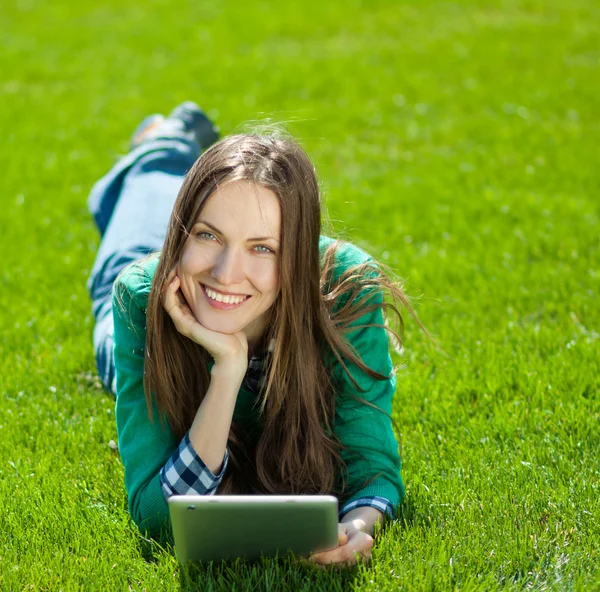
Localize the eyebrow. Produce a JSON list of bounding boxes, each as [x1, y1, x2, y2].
[[195, 220, 280, 243]]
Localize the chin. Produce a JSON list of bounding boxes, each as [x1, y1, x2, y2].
[[195, 312, 244, 335]]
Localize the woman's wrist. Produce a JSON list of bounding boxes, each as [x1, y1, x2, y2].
[[210, 358, 247, 386]]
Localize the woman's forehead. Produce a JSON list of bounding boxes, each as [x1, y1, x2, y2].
[[196, 180, 281, 240]]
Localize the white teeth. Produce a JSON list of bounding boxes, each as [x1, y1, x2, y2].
[[204, 286, 246, 305]]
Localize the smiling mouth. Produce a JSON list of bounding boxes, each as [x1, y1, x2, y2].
[[201, 284, 251, 307]]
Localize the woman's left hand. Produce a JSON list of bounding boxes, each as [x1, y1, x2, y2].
[[305, 523, 374, 567]]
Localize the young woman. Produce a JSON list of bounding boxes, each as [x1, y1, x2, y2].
[[88, 102, 415, 567]]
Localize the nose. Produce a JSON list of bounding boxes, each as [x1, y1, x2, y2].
[[210, 246, 246, 286]]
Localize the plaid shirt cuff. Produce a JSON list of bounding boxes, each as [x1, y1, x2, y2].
[[159, 432, 229, 499], [339, 496, 395, 520]]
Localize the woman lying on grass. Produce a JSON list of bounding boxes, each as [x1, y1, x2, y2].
[[87, 102, 418, 567]]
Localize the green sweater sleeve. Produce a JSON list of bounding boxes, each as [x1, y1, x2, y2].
[[329, 248, 404, 517], [112, 259, 176, 537]]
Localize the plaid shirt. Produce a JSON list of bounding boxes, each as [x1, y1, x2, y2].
[[159, 346, 395, 520]]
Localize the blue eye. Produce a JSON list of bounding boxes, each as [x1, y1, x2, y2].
[[196, 231, 216, 241], [254, 245, 274, 254]]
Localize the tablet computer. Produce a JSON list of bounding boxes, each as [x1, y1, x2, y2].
[[168, 494, 339, 563]]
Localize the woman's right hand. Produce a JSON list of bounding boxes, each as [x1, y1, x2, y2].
[[162, 271, 249, 376]]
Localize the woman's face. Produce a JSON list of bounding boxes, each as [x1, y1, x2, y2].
[[178, 180, 281, 347]]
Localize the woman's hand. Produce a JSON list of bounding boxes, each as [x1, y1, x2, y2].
[[306, 523, 374, 568], [162, 271, 248, 372]]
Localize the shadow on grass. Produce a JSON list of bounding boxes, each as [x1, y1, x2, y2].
[[177, 552, 365, 592], [137, 532, 175, 565], [395, 494, 418, 529]]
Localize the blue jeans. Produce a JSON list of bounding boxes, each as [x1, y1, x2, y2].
[[87, 137, 201, 393]]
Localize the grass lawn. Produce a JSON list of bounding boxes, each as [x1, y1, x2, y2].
[[1, 0, 598, 589]]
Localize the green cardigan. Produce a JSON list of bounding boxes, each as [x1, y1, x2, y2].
[[113, 236, 404, 536]]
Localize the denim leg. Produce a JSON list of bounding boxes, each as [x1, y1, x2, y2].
[[88, 137, 201, 393]]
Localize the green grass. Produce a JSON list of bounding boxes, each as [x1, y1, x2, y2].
[[1, 0, 598, 589]]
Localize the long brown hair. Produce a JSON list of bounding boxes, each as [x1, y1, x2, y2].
[[142, 133, 420, 502]]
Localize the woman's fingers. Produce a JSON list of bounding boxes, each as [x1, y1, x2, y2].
[[162, 269, 178, 300], [162, 274, 181, 317], [309, 548, 370, 568], [308, 526, 343, 564], [161, 274, 177, 314], [162, 274, 197, 339], [308, 525, 372, 567]]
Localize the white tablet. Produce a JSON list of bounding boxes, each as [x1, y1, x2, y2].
[[168, 494, 339, 563]]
